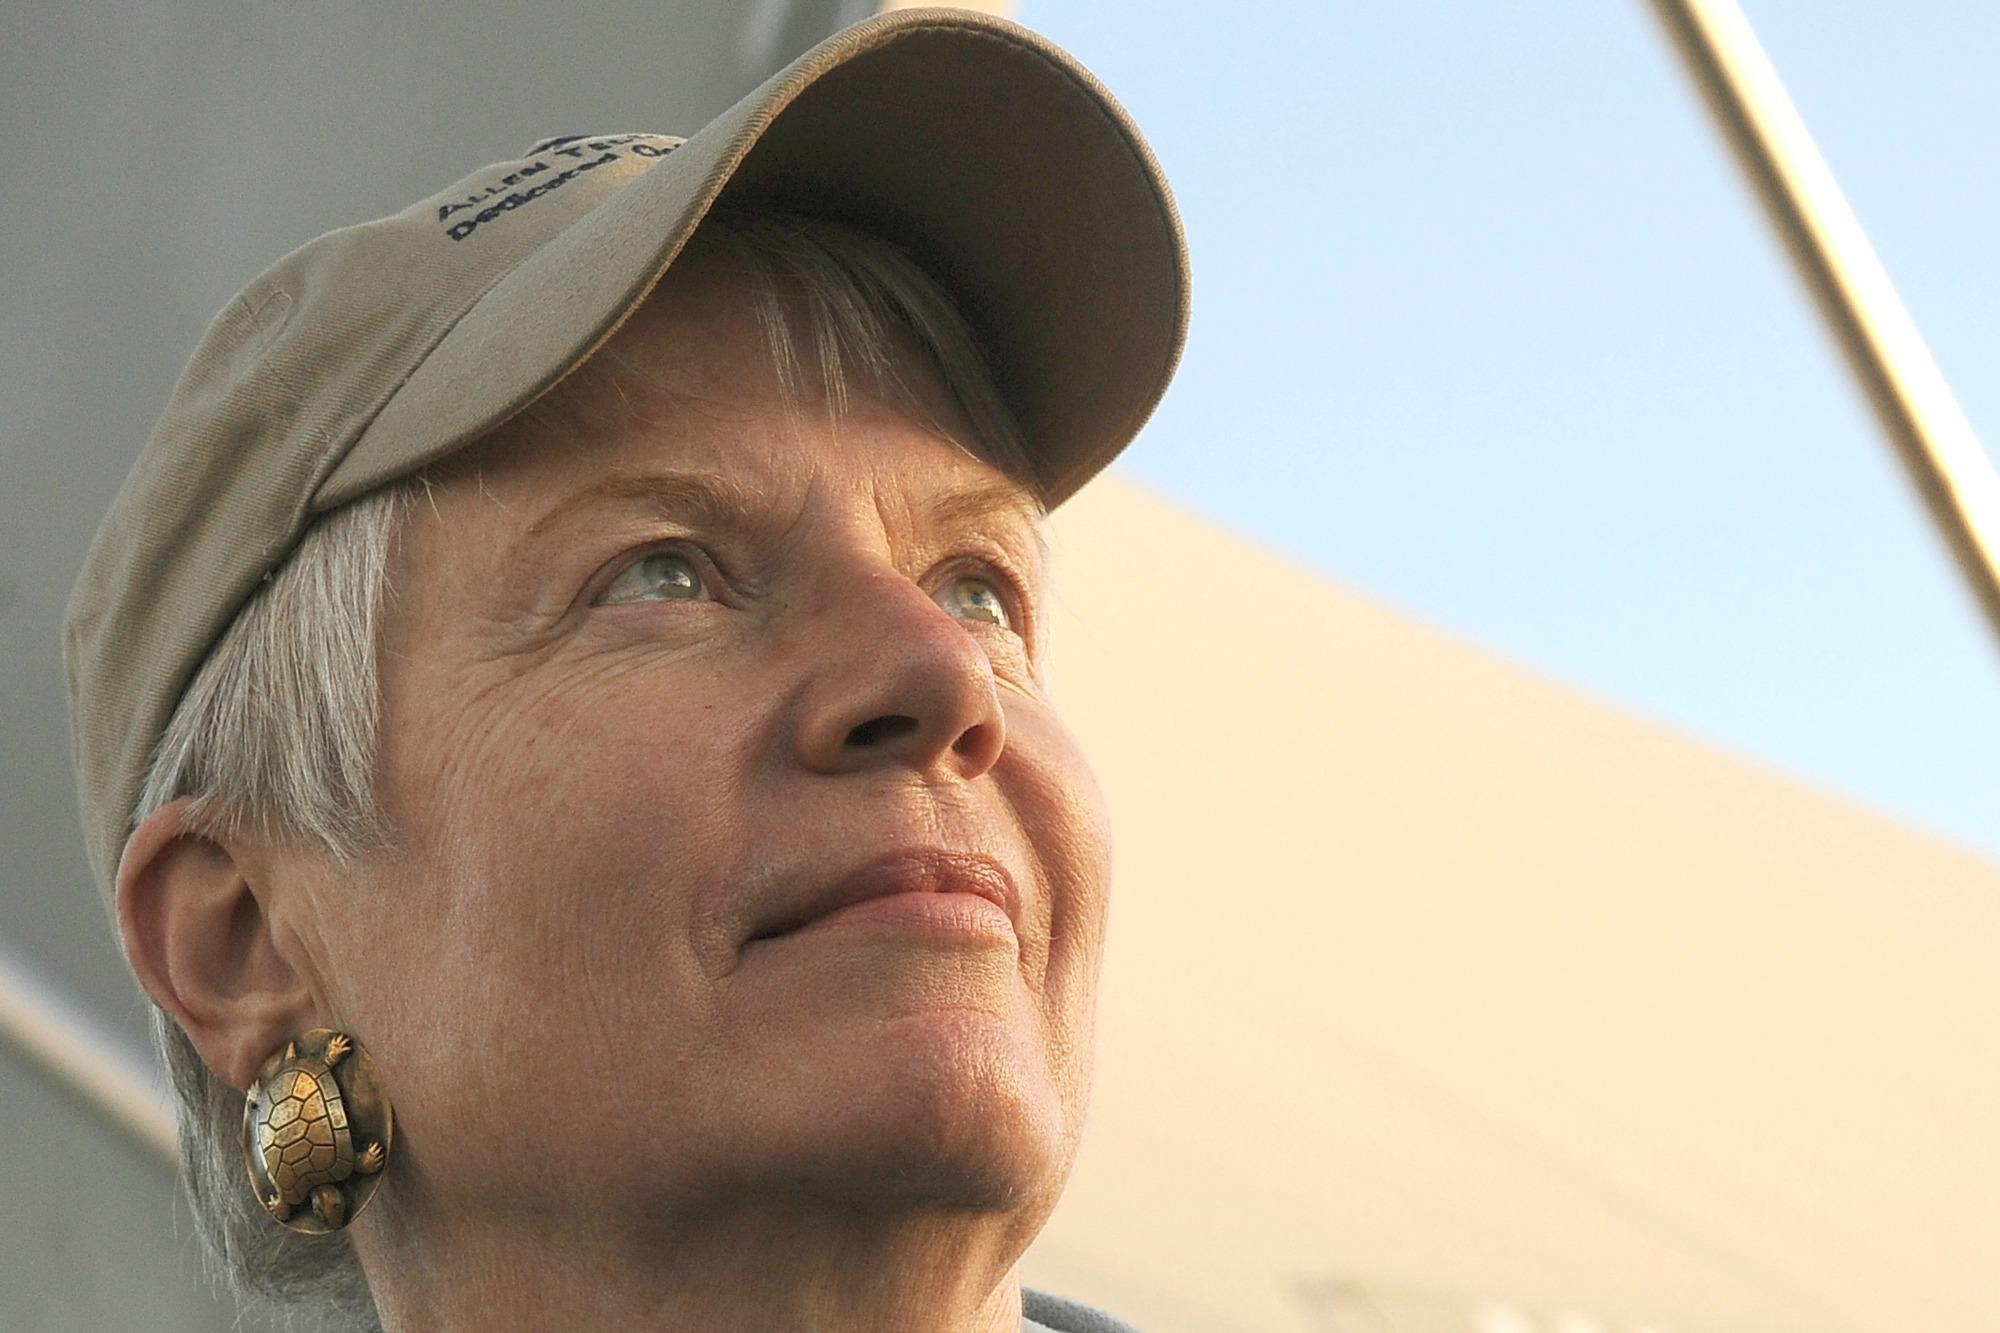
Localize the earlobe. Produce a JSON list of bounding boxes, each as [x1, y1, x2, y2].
[[115, 798, 316, 1091]]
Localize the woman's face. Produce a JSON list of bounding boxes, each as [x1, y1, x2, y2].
[[303, 249, 1113, 1244]]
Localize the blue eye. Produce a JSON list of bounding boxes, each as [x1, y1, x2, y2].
[[593, 548, 1023, 637], [598, 550, 703, 605], [937, 573, 1013, 632]]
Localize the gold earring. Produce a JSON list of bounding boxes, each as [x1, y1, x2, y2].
[[241, 1027, 394, 1234]]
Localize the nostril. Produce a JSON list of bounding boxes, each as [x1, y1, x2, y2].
[[847, 715, 918, 747]]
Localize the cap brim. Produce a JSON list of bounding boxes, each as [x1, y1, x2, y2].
[[321, 6, 1189, 512]]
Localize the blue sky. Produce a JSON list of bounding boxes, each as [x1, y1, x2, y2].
[[1021, 0, 2000, 859]]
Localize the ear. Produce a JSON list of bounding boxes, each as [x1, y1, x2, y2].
[[115, 797, 316, 1091]]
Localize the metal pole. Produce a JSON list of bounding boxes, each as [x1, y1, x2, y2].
[[1647, 0, 2000, 653], [0, 948, 177, 1166]]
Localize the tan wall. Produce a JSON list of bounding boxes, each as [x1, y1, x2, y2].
[[1023, 474, 2000, 1333]]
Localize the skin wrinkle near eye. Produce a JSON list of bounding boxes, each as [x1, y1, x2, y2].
[[498, 469, 1047, 664], [444, 520, 1041, 705], [598, 548, 1013, 633], [402, 482, 1048, 716], [574, 546, 1041, 694]]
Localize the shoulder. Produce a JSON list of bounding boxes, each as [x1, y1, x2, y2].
[[1021, 1286, 1146, 1333]]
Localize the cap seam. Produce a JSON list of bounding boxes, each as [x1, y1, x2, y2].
[[312, 257, 529, 510]]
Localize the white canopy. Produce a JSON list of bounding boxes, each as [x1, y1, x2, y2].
[[1024, 475, 2000, 1333]]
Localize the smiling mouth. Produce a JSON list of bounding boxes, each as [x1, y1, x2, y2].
[[745, 849, 1020, 948], [750, 889, 1018, 947]]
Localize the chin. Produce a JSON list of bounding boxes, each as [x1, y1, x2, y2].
[[768, 1007, 1079, 1214]]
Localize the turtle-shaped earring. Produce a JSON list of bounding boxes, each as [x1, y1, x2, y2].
[[241, 1028, 394, 1234]]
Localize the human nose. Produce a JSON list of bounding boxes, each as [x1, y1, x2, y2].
[[789, 560, 1008, 783]]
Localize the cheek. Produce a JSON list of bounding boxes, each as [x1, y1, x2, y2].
[[1008, 705, 1115, 1003], [350, 661, 755, 1194], [378, 652, 753, 1001]]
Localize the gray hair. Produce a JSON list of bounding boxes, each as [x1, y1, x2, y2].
[[133, 205, 1037, 1331]]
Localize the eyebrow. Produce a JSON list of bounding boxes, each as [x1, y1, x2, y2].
[[521, 467, 1050, 567]]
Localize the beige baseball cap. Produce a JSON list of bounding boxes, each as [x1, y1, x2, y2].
[[62, 6, 1189, 913]]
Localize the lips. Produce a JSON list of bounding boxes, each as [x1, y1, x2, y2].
[[749, 848, 1019, 943]]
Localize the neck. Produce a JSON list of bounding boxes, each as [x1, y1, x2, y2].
[[354, 1184, 1041, 1332]]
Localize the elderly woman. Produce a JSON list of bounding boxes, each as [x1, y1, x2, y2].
[[64, 11, 1186, 1332]]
